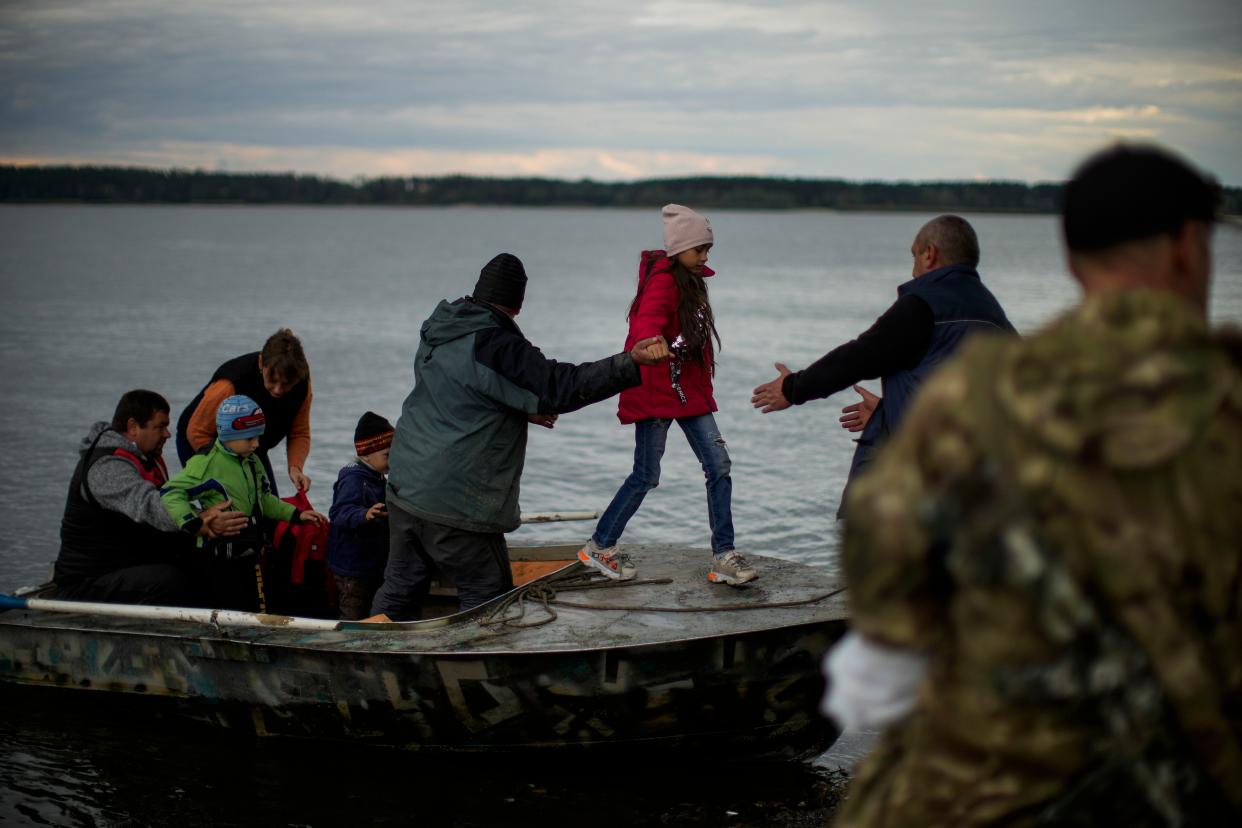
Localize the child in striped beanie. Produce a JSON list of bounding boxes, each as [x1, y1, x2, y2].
[[326, 411, 395, 619]]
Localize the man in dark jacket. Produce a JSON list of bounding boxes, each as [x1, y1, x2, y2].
[[751, 215, 1015, 514], [55, 389, 247, 605], [372, 253, 670, 619]]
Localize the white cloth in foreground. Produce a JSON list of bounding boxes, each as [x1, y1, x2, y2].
[[821, 631, 930, 732]]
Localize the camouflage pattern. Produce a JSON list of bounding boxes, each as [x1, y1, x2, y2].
[[837, 289, 1242, 827]]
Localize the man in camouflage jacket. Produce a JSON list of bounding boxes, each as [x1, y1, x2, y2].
[[832, 145, 1241, 826]]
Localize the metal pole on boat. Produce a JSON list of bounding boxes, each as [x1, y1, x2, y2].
[[519, 510, 598, 523], [0, 594, 343, 630]]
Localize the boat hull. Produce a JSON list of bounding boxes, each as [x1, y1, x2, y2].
[[0, 619, 838, 757]]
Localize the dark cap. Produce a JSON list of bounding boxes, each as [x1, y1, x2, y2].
[[473, 253, 527, 310], [354, 411, 394, 456], [1062, 143, 1220, 253]]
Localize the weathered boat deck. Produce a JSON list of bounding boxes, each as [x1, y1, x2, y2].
[[351, 545, 846, 652], [6, 545, 848, 655]]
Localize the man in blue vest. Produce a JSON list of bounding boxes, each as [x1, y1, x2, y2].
[[751, 215, 1015, 514]]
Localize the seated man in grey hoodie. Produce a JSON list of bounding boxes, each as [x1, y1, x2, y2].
[[54, 389, 247, 605]]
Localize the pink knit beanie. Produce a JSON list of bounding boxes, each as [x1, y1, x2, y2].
[[662, 204, 713, 257]]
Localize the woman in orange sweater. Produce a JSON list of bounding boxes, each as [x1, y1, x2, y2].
[[175, 327, 313, 496]]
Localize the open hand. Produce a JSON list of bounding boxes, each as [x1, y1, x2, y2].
[[751, 362, 793, 413], [839, 385, 880, 433], [299, 509, 328, 526], [365, 503, 387, 521], [630, 336, 670, 365]]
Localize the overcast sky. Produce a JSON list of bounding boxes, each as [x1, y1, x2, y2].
[[2, 0, 1239, 183]]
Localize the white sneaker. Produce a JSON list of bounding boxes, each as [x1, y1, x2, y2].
[[708, 550, 758, 585], [577, 538, 637, 581]]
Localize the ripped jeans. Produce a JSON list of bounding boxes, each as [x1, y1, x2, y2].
[[592, 413, 735, 555]]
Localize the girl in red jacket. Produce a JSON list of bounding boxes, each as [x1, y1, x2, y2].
[[578, 204, 758, 586]]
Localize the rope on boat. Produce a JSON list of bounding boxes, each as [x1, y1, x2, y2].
[[476, 581, 558, 628], [475, 569, 667, 629], [475, 565, 845, 629], [550, 587, 847, 613]]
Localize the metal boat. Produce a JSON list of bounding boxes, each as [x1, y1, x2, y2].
[[0, 544, 847, 758]]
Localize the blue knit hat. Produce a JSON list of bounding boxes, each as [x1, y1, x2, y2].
[[217, 395, 266, 442]]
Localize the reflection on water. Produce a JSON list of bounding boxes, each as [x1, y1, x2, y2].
[[0, 689, 846, 827]]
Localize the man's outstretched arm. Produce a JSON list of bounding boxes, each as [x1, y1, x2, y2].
[[474, 328, 668, 416], [751, 294, 933, 412]]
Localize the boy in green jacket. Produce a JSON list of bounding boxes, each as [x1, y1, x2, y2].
[[162, 394, 326, 611]]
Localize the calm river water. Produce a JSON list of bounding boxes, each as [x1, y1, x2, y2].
[[1, 205, 1239, 826]]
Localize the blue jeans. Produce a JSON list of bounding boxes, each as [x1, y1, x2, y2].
[[593, 413, 734, 555]]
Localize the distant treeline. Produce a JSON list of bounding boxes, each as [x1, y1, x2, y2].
[[3, 165, 1240, 215]]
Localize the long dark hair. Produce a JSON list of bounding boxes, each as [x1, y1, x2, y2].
[[629, 257, 721, 372]]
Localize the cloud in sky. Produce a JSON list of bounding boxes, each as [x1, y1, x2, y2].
[[2, 0, 1239, 183]]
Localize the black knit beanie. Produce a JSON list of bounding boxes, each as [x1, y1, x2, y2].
[[354, 411, 394, 456], [473, 253, 527, 310]]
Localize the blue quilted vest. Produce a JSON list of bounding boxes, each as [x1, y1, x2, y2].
[[838, 265, 1015, 516]]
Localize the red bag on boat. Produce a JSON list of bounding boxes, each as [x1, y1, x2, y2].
[[273, 490, 329, 585]]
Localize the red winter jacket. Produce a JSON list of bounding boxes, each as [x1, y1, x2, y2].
[[617, 251, 718, 424]]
